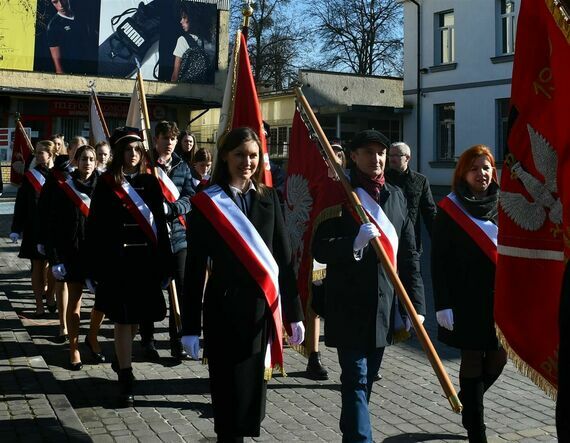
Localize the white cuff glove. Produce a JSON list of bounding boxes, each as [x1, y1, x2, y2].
[[181, 335, 200, 360], [436, 309, 454, 331], [353, 223, 380, 251], [405, 314, 425, 332], [85, 279, 97, 294], [51, 264, 67, 281], [9, 232, 20, 243], [163, 202, 170, 215], [37, 244, 46, 255], [289, 321, 305, 345]]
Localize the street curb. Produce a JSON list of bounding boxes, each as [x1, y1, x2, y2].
[[0, 293, 92, 442]]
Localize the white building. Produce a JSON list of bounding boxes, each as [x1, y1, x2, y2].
[[401, 0, 519, 186]]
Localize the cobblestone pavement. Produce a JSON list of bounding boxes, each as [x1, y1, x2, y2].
[[0, 195, 557, 442]]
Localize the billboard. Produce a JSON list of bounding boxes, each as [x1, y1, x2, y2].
[[0, 0, 218, 84]]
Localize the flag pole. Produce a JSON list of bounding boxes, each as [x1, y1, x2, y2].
[[15, 114, 34, 154], [294, 86, 462, 414], [241, 0, 253, 37], [135, 69, 183, 334], [88, 81, 111, 140]]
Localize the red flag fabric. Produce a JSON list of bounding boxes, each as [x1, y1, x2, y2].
[[10, 122, 32, 185], [284, 110, 345, 348], [495, 0, 570, 396], [218, 31, 272, 186]]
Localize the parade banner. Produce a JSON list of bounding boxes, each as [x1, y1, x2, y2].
[[10, 121, 33, 185], [494, 0, 570, 397], [218, 30, 272, 186], [89, 90, 109, 145], [1, 0, 219, 83]]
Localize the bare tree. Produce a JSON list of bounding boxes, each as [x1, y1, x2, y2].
[[312, 0, 403, 76]]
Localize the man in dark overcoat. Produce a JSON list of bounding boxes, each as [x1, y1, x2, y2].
[[313, 130, 425, 442]]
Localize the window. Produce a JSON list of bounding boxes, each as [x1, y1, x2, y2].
[[496, 98, 510, 162], [268, 126, 291, 158], [436, 11, 455, 64], [499, 0, 516, 54], [435, 103, 455, 161]]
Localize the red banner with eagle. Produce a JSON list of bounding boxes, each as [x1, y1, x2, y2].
[[494, 0, 570, 397]]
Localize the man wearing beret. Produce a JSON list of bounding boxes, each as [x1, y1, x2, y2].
[[313, 129, 426, 442]]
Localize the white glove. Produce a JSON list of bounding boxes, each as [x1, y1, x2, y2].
[[404, 314, 425, 332], [353, 223, 380, 251], [85, 279, 97, 294], [9, 232, 20, 243], [289, 321, 305, 345], [163, 202, 170, 215], [37, 244, 46, 255], [181, 335, 200, 360], [436, 309, 454, 331], [51, 264, 67, 281]]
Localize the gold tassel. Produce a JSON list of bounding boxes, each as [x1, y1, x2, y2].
[[545, 0, 570, 44]]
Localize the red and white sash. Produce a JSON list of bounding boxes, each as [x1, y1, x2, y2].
[[192, 185, 285, 372], [438, 192, 498, 265], [104, 174, 158, 245], [57, 177, 91, 217], [25, 169, 45, 194], [156, 167, 187, 229], [355, 187, 399, 267]]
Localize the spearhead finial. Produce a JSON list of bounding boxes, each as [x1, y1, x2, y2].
[[242, 0, 254, 18]]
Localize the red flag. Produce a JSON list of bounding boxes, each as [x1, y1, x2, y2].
[[218, 31, 272, 186], [10, 121, 33, 185], [284, 110, 345, 346], [495, 0, 570, 396]]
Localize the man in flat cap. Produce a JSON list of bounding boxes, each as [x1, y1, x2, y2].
[[313, 129, 425, 442]]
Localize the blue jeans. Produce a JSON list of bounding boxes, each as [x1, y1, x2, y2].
[[337, 347, 385, 443]]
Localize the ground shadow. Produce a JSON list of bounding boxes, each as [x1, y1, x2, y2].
[[383, 433, 467, 442]]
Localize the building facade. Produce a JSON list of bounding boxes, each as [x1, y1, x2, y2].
[[402, 0, 519, 185]]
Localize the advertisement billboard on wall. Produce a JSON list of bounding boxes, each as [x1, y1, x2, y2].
[[0, 0, 218, 84]]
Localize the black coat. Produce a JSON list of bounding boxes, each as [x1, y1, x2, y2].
[[386, 168, 437, 253], [313, 182, 425, 350], [46, 170, 97, 282], [11, 165, 51, 260], [431, 209, 499, 350], [182, 185, 303, 437], [86, 172, 172, 324]]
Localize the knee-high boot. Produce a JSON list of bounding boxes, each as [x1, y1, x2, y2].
[[459, 377, 487, 443], [118, 367, 134, 408]]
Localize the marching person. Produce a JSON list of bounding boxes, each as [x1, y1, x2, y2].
[[181, 127, 305, 441], [139, 121, 195, 361], [189, 147, 212, 193], [95, 141, 111, 172], [175, 130, 197, 165], [86, 127, 171, 407], [432, 145, 506, 443], [10, 141, 57, 317], [47, 145, 105, 369], [313, 130, 425, 442]]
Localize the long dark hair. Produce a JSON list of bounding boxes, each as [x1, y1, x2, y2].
[[211, 127, 266, 193], [108, 139, 148, 185]]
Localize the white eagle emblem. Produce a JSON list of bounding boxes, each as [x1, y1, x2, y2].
[[284, 175, 313, 276], [500, 124, 562, 231]]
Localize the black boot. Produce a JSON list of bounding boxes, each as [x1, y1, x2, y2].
[[482, 372, 501, 393], [117, 367, 134, 408], [459, 377, 487, 443], [170, 339, 190, 361], [306, 352, 329, 380]]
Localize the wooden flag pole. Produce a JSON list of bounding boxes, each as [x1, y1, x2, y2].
[[136, 71, 183, 334], [294, 87, 462, 414], [15, 115, 34, 154], [88, 82, 111, 140]]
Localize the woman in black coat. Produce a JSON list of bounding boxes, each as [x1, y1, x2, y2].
[[181, 127, 305, 442], [86, 128, 171, 407], [47, 145, 105, 370], [10, 141, 57, 316], [432, 145, 507, 443]]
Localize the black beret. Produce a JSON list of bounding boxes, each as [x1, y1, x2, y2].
[[350, 130, 390, 151], [110, 127, 144, 147]]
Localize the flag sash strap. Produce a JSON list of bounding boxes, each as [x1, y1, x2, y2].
[[103, 174, 158, 245], [56, 177, 91, 217], [25, 169, 45, 194], [439, 192, 498, 265], [156, 167, 187, 229], [355, 188, 399, 267], [192, 185, 284, 370]]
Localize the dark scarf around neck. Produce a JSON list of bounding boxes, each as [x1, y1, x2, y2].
[[353, 168, 385, 202], [455, 181, 499, 222]]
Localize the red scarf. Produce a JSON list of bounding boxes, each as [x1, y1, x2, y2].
[[354, 168, 385, 201]]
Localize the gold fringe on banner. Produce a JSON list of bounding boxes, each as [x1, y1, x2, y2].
[[495, 324, 557, 400], [546, 0, 570, 43]]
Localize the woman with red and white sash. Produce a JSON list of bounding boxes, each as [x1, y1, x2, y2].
[[181, 127, 305, 442], [85, 127, 171, 407], [432, 145, 507, 442], [47, 145, 105, 370], [10, 141, 57, 317]]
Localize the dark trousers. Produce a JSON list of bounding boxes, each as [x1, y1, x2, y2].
[[336, 347, 385, 443], [557, 264, 570, 440], [140, 248, 186, 345]]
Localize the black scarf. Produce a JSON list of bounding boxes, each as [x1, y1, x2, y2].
[[455, 181, 499, 223]]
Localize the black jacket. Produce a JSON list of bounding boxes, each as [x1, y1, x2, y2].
[[386, 168, 437, 253], [431, 209, 499, 350], [182, 185, 304, 360], [313, 181, 425, 350]]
